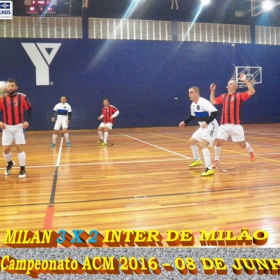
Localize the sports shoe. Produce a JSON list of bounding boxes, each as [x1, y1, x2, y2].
[[250, 151, 255, 162], [98, 139, 104, 144], [201, 168, 214, 177], [18, 168, 26, 179], [100, 142, 107, 146], [5, 161, 15, 175], [212, 160, 219, 168], [50, 143, 56, 147], [66, 142, 71, 147], [189, 160, 203, 167]]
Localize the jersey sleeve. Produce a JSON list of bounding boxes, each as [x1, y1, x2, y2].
[[214, 94, 225, 105], [190, 102, 195, 116], [23, 95, 32, 111], [111, 105, 118, 113], [240, 91, 251, 102], [201, 98, 218, 114]]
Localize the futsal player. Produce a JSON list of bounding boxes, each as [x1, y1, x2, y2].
[[50, 96, 72, 147], [210, 73, 256, 167], [0, 78, 32, 178], [97, 98, 119, 146], [179, 86, 219, 176]]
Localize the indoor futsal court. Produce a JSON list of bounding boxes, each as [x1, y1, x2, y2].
[[1, 0, 280, 256], [0, 123, 280, 247]]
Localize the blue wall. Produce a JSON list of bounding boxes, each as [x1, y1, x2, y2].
[[0, 38, 278, 130]]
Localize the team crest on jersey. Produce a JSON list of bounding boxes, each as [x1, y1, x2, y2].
[[197, 105, 200, 110]]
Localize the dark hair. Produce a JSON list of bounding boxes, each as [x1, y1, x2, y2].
[[7, 78, 17, 85], [103, 98, 109, 101], [61, 95, 67, 99]]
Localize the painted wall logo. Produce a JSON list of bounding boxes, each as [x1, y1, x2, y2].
[[0, 1, 12, 19], [21, 43, 61, 86]]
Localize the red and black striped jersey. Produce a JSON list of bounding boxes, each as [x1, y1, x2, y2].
[[101, 105, 118, 124], [0, 93, 32, 125], [214, 91, 251, 125]]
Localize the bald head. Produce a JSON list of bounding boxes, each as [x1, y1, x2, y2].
[[227, 80, 238, 94]]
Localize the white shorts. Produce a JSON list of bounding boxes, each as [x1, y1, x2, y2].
[[99, 122, 113, 130], [54, 120, 68, 130], [192, 123, 219, 146], [217, 124, 245, 142], [2, 123, 26, 146]]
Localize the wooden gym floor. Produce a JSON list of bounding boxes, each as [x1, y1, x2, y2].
[[0, 123, 280, 247]]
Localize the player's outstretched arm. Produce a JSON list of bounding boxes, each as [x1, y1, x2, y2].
[[210, 83, 216, 104], [240, 73, 255, 96]]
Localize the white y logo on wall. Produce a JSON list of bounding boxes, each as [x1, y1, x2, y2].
[[21, 43, 61, 86]]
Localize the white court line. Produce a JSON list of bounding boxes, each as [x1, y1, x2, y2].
[[246, 131, 280, 136], [0, 158, 186, 171], [1, 149, 279, 172], [56, 136, 64, 167], [120, 133, 191, 159], [79, 131, 185, 139]]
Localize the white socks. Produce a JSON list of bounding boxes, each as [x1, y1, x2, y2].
[[3, 152, 12, 162], [98, 131, 103, 140], [64, 132, 70, 142], [190, 145, 200, 161], [245, 142, 253, 153], [18, 152, 26, 167], [52, 134, 57, 144], [3, 151, 25, 166], [3, 152, 26, 166], [214, 146, 221, 161], [202, 148, 212, 169], [104, 132, 108, 143]]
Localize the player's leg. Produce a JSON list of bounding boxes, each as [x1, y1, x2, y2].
[[14, 124, 27, 178], [200, 140, 214, 176], [62, 121, 70, 147], [100, 123, 113, 146], [213, 140, 223, 167], [3, 145, 14, 175], [2, 125, 15, 176], [237, 140, 253, 158], [98, 123, 106, 144], [50, 130, 59, 147], [188, 128, 203, 167], [51, 121, 61, 147], [15, 144, 26, 178], [200, 124, 217, 176], [232, 125, 255, 162], [213, 125, 229, 167]]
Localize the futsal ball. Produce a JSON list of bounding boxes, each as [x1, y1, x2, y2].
[[0, 81, 7, 97]]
